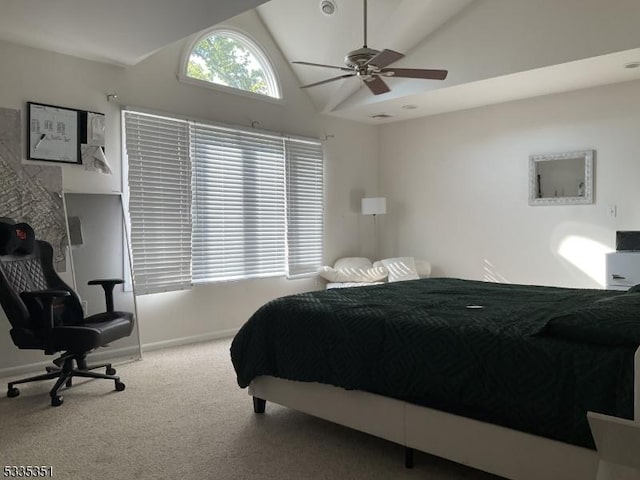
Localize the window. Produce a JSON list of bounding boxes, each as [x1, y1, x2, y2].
[[191, 125, 324, 283], [183, 29, 281, 99], [284, 139, 324, 276], [191, 124, 286, 282], [123, 110, 323, 293], [123, 112, 192, 294]]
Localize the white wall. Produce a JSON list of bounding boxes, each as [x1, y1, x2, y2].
[[378, 80, 640, 289], [0, 40, 126, 373], [0, 9, 379, 373]]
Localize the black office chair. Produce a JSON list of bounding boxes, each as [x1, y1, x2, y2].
[[0, 220, 135, 406]]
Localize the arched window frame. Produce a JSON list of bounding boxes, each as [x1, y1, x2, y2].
[[179, 27, 282, 103]]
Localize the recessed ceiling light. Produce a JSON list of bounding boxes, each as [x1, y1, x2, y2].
[[371, 113, 392, 119], [320, 0, 337, 16], [624, 61, 640, 69], [401, 104, 418, 110]]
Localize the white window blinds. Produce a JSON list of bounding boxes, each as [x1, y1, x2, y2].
[[191, 123, 287, 283], [285, 139, 324, 277], [124, 110, 324, 291], [123, 111, 192, 294]]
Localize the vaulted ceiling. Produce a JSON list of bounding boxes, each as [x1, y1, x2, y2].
[[1, 0, 640, 124], [257, 0, 475, 114], [0, 0, 269, 65], [256, 0, 640, 123]]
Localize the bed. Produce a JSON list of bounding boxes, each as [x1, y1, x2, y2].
[[230, 278, 640, 480]]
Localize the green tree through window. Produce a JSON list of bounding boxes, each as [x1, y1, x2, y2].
[[186, 31, 278, 98]]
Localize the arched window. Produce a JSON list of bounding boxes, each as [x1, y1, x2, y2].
[[182, 29, 281, 99]]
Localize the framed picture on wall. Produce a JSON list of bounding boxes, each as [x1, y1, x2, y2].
[[27, 102, 81, 164], [78, 109, 111, 174]]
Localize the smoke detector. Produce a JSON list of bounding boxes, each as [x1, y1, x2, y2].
[[320, 0, 337, 16]]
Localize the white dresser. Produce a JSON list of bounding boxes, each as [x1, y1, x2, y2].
[[605, 252, 640, 290]]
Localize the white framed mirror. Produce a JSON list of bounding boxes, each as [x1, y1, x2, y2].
[[529, 150, 594, 206], [62, 192, 142, 365]]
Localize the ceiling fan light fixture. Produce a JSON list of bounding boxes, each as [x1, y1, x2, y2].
[[295, 0, 448, 96], [320, 0, 337, 16]]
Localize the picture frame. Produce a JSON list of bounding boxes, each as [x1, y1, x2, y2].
[[78, 109, 110, 173], [27, 102, 81, 165]]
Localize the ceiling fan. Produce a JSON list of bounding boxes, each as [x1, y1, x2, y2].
[[292, 0, 448, 95]]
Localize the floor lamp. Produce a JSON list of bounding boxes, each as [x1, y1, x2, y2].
[[362, 197, 386, 259]]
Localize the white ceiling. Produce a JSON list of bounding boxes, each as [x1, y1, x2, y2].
[[257, 0, 475, 113], [1, 0, 639, 124], [331, 48, 640, 124], [0, 0, 268, 65], [256, 0, 640, 123]]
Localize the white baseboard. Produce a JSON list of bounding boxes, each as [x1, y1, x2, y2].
[[0, 329, 238, 379], [88, 345, 141, 363], [1, 359, 57, 379], [0, 345, 140, 378], [141, 328, 239, 353]]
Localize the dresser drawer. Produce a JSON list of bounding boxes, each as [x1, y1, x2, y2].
[[606, 252, 640, 289]]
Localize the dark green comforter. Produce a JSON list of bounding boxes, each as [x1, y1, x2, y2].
[[230, 278, 638, 448]]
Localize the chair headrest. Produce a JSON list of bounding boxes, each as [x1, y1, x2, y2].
[[0, 221, 36, 255]]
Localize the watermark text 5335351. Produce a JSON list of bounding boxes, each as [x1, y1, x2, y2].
[[3, 466, 53, 477]]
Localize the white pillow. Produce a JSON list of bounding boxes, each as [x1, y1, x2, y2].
[[318, 265, 388, 283], [414, 259, 432, 278], [376, 257, 420, 282], [333, 257, 372, 270]]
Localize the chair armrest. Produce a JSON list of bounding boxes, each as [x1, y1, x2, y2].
[[88, 279, 124, 287], [20, 290, 71, 330], [88, 279, 124, 313]]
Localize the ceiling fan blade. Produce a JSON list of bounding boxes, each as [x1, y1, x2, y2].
[[300, 74, 356, 89], [366, 49, 404, 69], [364, 76, 390, 95], [292, 61, 353, 72], [380, 68, 448, 80]]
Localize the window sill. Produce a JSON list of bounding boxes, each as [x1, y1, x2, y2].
[[177, 73, 285, 106], [192, 272, 318, 286]]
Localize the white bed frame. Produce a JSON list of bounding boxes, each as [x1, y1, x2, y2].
[[248, 347, 640, 480]]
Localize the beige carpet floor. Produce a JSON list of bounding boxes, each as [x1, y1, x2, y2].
[[0, 338, 503, 480]]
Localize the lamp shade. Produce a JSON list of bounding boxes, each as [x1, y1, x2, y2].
[[362, 197, 387, 215]]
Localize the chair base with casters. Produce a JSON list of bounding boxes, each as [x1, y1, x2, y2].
[[0, 221, 135, 407], [7, 352, 125, 407]]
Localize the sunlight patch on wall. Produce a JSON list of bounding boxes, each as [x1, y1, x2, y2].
[[558, 235, 613, 286], [483, 259, 510, 284]]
